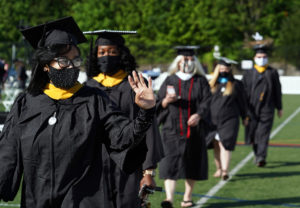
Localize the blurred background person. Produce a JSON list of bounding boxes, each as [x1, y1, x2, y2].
[[13, 59, 28, 90], [242, 44, 282, 167], [206, 57, 247, 180], [0, 59, 8, 96], [85, 29, 164, 208], [156, 46, 210, 208]]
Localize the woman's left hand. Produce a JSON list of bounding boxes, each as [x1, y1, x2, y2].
[[187, 114, 201, 127], [128, 71, 156, 109], [140, 174, 156, 189]]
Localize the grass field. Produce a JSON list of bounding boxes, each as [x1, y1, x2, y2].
[[0, 94, 299, 208]]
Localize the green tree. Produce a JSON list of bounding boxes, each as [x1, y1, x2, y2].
[[0, 0, 297, 70], [277, 9, 300, 68], [0, 0, 72, 61]]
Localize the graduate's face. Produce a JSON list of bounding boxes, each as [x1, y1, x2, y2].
[[178, 56, 195, 73], [44, 45, 81, 71], [96, 45, 121, 75], [219, 65, 230, 73], [44, 45, 81, 89], [97, 45, 120, 57], [254, 52, 268, 66]]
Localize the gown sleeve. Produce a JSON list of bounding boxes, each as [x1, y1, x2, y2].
[[272, 70, 282, 110], [241, 71, 252, 117], [136, 79, 164, 170], [142, 115, 164, 170], [241, 71, 250, 102], [155, 77, 169, 125], [0, 94, 24, 202], [96, 91, 155, 173], [196, 77, 211, 122], [235, 81, 248, 120]]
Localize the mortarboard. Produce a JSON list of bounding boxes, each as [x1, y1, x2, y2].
[[174, 45, 200, 56], [217, 56, 238, 67], [253, 44, 269, 54], [250, 32, 271, 55], [20, 16, 87, 49], [83, 30, 137, 46]]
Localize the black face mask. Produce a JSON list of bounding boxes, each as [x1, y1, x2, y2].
[[219, 72, 230, 78], [48, 66, 79, 89], [97, 56, 121, 75]]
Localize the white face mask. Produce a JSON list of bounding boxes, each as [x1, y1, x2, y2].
[[254, 57, 268, 67], [180, 60, 195, 73]]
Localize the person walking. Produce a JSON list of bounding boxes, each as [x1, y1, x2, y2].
[[84, 29, 164, 208], [242, 44, 282, 167], [157, 46, 210, 208], [206, 58, 247, 180], [0, 17, 156, 207], [14, 59, 28, 90]]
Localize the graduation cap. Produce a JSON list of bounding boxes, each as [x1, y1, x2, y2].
[[20, 16, 87, 49], [83, 30, 137, 46], [253, 44, 269, 54], [217, 56, 238, 67], [249, 32, 272, 55], [174, 45, 200, 56]]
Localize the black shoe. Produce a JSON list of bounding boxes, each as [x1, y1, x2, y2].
[[161, 200, 173, 208], [257, 160, 266, 167]]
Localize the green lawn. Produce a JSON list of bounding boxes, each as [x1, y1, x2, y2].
[[1, 95, 299, 208], [203, 146, 300, 208]]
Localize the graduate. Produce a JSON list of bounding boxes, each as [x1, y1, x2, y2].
[[84, 30, 164, 208], [0, 17, 156, 207], [206, 57, 247, 180], [242, 44, 282, 167], [156, 46, 210, 208]]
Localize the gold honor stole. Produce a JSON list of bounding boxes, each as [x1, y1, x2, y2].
[[93, 70, 128, 87], [43, 82, 83, 100]]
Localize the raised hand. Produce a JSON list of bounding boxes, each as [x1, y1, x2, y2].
[[128, 71, 156, 109]]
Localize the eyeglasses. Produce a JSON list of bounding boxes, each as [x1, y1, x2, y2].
[[54, 57, 83, 68]]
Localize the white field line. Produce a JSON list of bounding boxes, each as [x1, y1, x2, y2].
[[195, 106, 300, 208], [0, 203, 20, 207]]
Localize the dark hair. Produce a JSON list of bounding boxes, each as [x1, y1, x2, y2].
[[27, 44, 80, 95], [86, 44, 137, 78]]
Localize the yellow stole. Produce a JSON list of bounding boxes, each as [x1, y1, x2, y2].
[[93, 70, 128, 87], [43, 82, 83, 100], [254, 64, 268, 73]]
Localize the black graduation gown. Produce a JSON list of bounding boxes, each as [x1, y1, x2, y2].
[[0, 85, 155, 208], [242, 67, 282, 161], [206, 79, 247, 151], [156, 74, 210, 180], [86, 78, 164, 208]]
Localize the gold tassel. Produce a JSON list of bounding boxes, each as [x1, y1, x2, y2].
[[259, 92, 265, 101]]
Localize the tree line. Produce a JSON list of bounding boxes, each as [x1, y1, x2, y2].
[[0, 0, 300, 72]]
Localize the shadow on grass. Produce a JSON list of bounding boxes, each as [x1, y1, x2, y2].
[[265, 161, 300, 169], [232, 171, 300, 181], [204, 196, 300, 207]]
